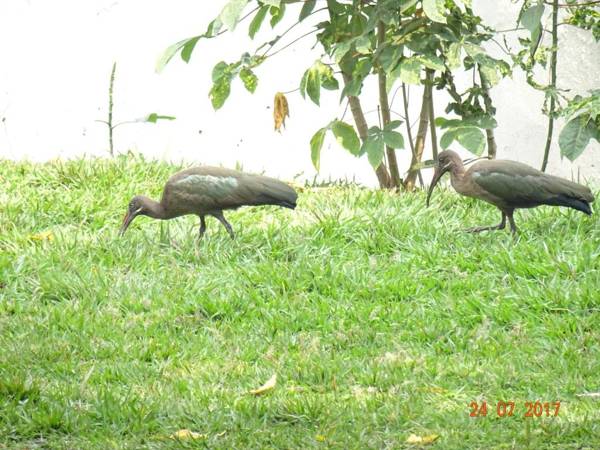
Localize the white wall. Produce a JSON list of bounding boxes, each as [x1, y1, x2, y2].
[[0, 0, 598, 186]]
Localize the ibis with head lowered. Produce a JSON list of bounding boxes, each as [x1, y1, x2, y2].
[[426, 150, 595, 233], [120, 166, 297, 240]]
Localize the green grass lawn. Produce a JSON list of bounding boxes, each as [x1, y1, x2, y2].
[[1, 156, 599, 449]]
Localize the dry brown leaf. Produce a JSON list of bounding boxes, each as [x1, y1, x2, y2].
[[29, 231, 54, 242], [170, 429, 206, 440], [250, 373, 277, 395], [273, 92, 289, 132], [406, 433, 439, 445]]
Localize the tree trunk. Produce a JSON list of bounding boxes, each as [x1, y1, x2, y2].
[[343, 72, 392, 188], [377, 22, 401, 189], [402, 83, 423, 188], [427, 77, 439, 160], [404, 70, 432, 191]]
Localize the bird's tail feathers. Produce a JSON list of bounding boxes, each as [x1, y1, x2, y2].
[[251, 177, 298, 209], [546, 194, 592, 215]]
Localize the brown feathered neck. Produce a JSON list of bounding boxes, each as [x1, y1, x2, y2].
[[138, 196, 167, 219]]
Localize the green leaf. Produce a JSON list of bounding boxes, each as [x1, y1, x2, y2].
[[212, 61, 230, 82], [331, 120, 360, 155], [209, 77, 232, 110], [341, 77, 363, 99], [299, 0, 316, 21], [333, 41, 352, 64], [440, 128, 457, 149], [240, 68, 258, 93], [401, 0, 418, 13], [520, 4, 545, 36], [463, 42, 485, 57], [559, 115, 594, 161], [299, 70, 308, 98], [306, 65, 321, 105], [446, 42, 462, 69], [417, 54, 445, 71], [399, 57, 421, 84], [423, 0, 447, 24], [156, 19, 223, 72], [156, 36, 200, 73], [270, 4, 285, 27], [455, 126, 486, 155], [384, 120, 403, 131], [249, 5, 269, 39], [181, 37, 201, 63], [382, 131, 405, 149], [318, 62, 339, 90], [363, 134, 385, 169], [479, 63, 500, 87], [436, 116, 497, 130], [379, 45, 403, 73], [220, 0, 249, 31], [355, 36, 371, 54], [145, 113, 176, 123], [310, 127, 327, 171]]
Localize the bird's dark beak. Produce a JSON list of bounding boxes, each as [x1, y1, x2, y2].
[[119, 209, 140, 236], [426, 163, 450, 207]]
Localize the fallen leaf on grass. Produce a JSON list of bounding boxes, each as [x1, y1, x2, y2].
[[170, 429, 207, 440], [250, 373, 277, 395], [29, 231, 54, 242], [406, 433, 439, 445]]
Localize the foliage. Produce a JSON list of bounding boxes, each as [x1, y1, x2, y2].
[[512, 0, 600, 167], [565, 3, 600, 41], [559, 90, 600, 161], [1, 158, 600, 448], [158, 0, 510, 183]]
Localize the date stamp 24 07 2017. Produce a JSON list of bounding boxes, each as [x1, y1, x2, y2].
[[469, 401, 561, 418]]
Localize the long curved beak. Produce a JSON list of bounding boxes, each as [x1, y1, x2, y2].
[[119, 209, 140, 236], [426, 164, 449, 207]]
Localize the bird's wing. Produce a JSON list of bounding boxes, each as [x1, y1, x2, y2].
[[471, 160, 594, 206], [165, 168, 244, 212]]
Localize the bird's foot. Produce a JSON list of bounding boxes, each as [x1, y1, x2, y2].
[[464, 224, 505, 233]]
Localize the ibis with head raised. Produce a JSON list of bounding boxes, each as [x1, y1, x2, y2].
[[120, 166, 298, 240], [426, 150, 595, 233]]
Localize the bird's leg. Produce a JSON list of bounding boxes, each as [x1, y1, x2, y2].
[[198, 215, 207, 239], [212, 211, 235, 240], [465, 212, 507, 233], [507, 212, 518, 234]]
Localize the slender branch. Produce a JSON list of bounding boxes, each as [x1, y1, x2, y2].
[[260, 7, 326, 58], [108, 62, 116, 157], [427, 78, 439, 160], [112, 120, 139, 129], [377, 22, 401, 189], [541, 0, 559, 172], [401, 83, 423, 187], [494, 27, 527, 33], [342, 72, 392, 188], [263, 29, 319, 59], [544, 0, 600, 6], [404, 71, 432, 191]]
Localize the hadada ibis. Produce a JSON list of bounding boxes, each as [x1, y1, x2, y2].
[[120, 166, 298, 239], [426, 150, 595, 233]]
